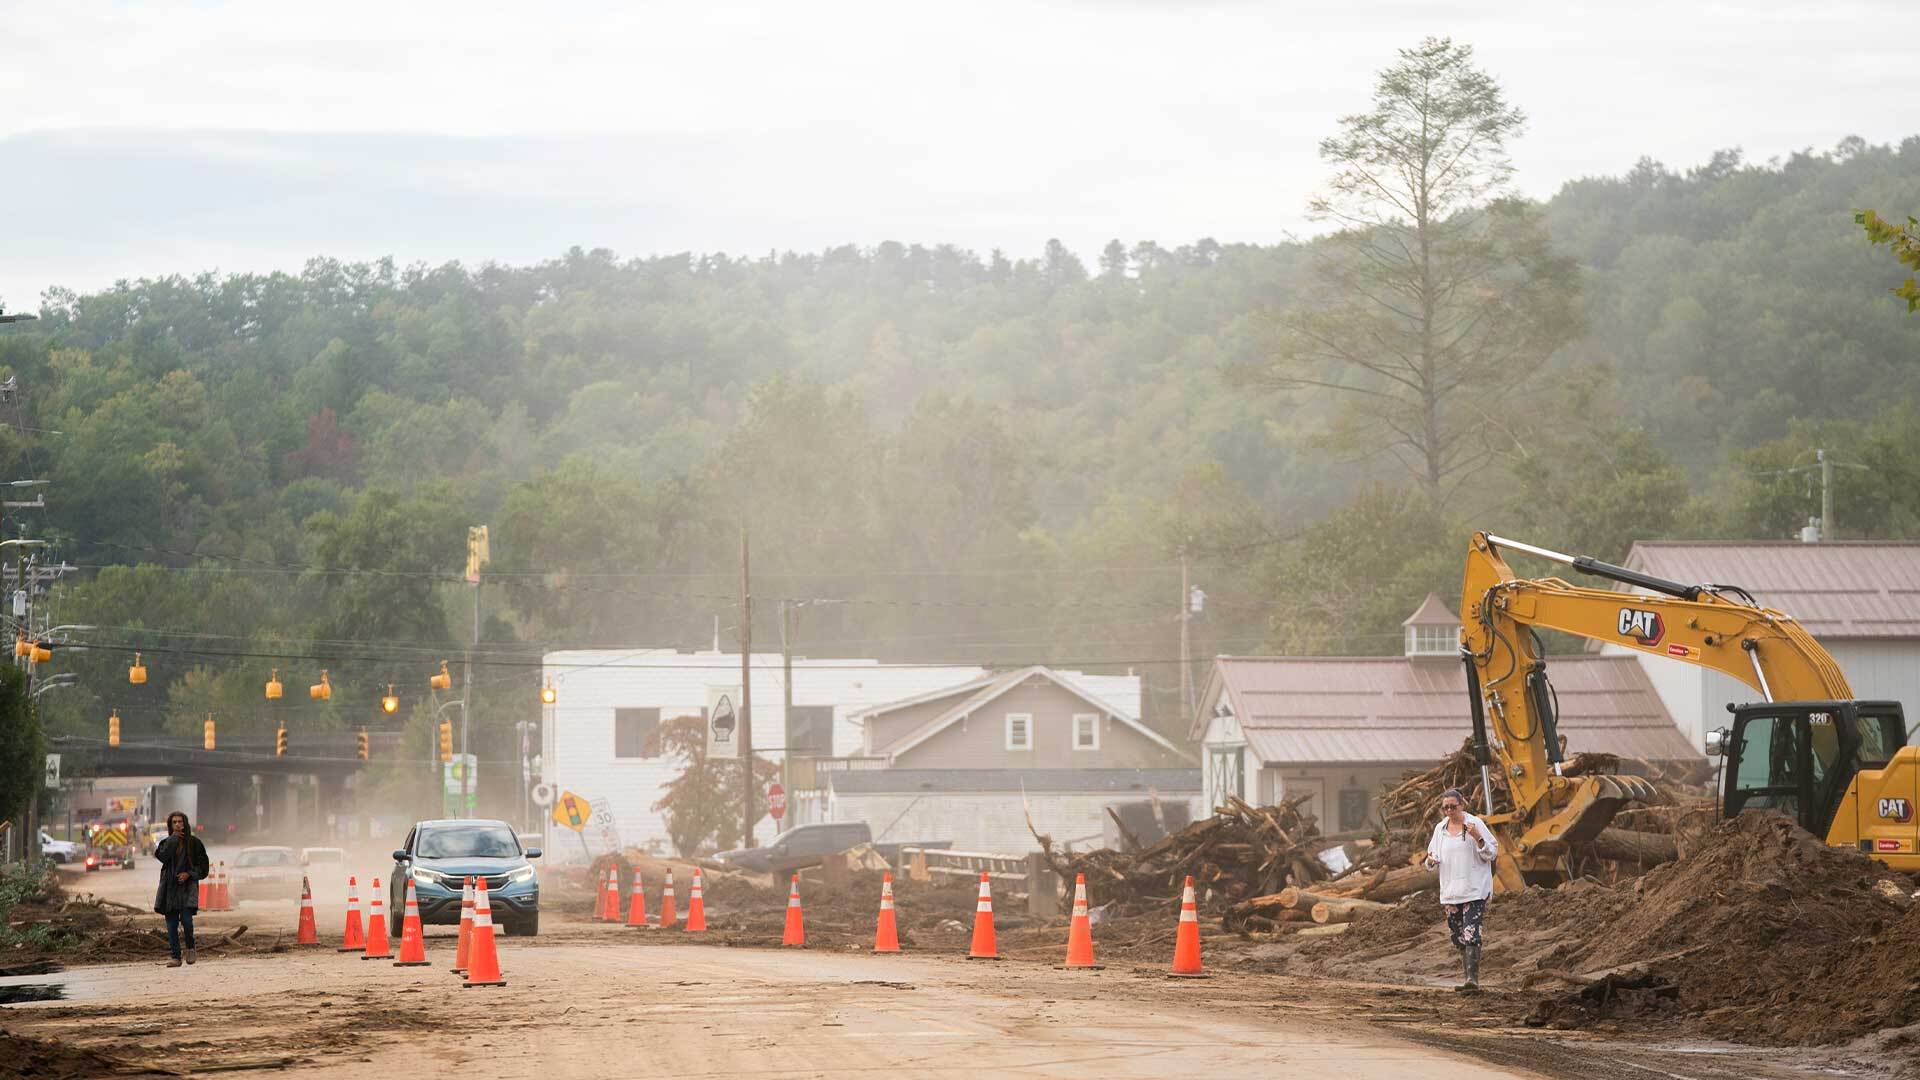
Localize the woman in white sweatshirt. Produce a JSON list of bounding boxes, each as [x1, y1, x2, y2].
[[1422, 787, 1497, 989]]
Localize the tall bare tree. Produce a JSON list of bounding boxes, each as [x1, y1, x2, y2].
[[1244, 37, 1580, 498]]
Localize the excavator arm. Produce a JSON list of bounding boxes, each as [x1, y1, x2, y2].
[[1459, 532, 1856, 885]]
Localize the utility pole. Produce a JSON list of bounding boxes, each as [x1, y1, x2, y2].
[[781, 600, 794, 804], [1179, 544, 1193, 720], [1819, 449, 1835, 540], [739, 524, 755, 848]]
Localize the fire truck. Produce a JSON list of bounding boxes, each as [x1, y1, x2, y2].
[[84, 821, 137, 871]]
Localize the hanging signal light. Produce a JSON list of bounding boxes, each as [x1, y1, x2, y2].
[[12, 634, 27, 659], [28, 641, 51, 664], [275, 726, 288, 757], [438, 721, 453, 763], [540, 682, 557, 705], [356, 729, 369, 761], [203, 716, 216, 751], [309, 669, 331, 701], [265, 668, 283, 700], [381, 684, 399, 714], [129, 652, 147, 685], [108, 709, 121, 747], [430, 661, 451, 692]]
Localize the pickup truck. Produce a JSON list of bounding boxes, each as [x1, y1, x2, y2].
[[711, 822, 950, 875], [40, 830, 83, 864]]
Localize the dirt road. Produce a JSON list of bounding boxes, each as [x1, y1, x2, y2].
[[1, 859, 1899, 1079]]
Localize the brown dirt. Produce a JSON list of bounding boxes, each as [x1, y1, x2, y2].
[[0, 1029, 169, 1079]]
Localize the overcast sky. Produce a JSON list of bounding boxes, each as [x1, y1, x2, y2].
[[2, 0, 1914, 308]]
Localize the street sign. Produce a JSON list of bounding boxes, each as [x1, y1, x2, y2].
[[705, 685, 741, 760], [552, 790, 591, 832], [530, 782, 555, 808], [43, 753, 59, 788], [443, 754, 477, 794], [766, 782, 786, 822]]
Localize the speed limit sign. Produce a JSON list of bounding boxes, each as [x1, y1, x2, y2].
[[530, 781, 555, 808]]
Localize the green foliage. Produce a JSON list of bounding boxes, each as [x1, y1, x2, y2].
[[646, 715, 781, 856], [1856, 209, 1920, 312], [0, 664, 42, 834]]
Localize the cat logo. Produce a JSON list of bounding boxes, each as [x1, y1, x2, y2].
[[1878, 797, 1914, 823], [1617, 607, 1665, 646]]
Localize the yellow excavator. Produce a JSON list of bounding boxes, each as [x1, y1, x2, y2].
[[1460, 531, 1918, 888]]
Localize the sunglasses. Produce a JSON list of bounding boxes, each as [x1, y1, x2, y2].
[[1441, 803, 1462, 811]]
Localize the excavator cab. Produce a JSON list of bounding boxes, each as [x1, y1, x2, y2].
[[1718, 700, 1907, 841]]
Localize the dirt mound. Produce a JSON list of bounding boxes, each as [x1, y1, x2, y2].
[[1545, 812, 1914, 1045], [0, 1029, 166, 1080]]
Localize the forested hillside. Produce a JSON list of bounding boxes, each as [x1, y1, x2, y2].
[[3, 136, 1918, 756]]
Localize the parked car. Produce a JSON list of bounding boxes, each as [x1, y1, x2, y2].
[[230, 846, 304, 901], [300, 846, 346, 872], [711, 821, 950, 874], [390, 819, 541, 936], [39, 830, 82, 864]]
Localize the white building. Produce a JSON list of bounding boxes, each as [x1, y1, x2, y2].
[[1601, 541, 1920, 749], [537, 649, 1147, 854]]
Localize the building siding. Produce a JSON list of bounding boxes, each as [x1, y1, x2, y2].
[[1614, 638, 1920, 748], [893, 679, 1179, 769], [828, 790, 1204, 855], [862, 696, 955, 756]]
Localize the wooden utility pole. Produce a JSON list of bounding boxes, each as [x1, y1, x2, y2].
[[740, 524, 755, 848], [1179, 545, 1193, 720], [781, 599, 794, 796]]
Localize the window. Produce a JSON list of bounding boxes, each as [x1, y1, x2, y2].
[[1208, 747, 1244, 802], [1005, 712, 1032, 751], [417, 825, 519, 859], [1338, 789, 1369, 832], [614, 708, 661, 758], [1073, 713, 1100, 751], [786, 705, 835, 757], [1406, 625, 1456, 656]]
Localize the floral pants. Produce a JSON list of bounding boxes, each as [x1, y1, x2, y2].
[[1444, 899, 1486, 949]]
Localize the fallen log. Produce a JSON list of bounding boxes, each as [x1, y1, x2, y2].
[[1358, 864, 1437, 902], [1588, 827, 1679, 866], [1296, 923, 1349, 938], [1310, 898, 1392, 925]]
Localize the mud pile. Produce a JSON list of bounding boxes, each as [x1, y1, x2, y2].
[[0, 1029, 156, 1080]]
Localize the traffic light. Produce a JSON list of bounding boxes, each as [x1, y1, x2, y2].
[[28, 641, 49, 664], [309, 669, 331, 701], [265, 668, 282, 700], [437, 721, 453, 762], [203, 716, 216, 751], [12, 634, 27, 658], [275, 726, 288, 757], [430, 661, 451, 691], [128, 652, 147, 685], [540, 682, 557, 705], [356, 729, 369, 761], [107, 710, 120, 748], [381, 684, 399, 714]]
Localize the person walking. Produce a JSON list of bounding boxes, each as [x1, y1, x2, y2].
[[1422, 788, 1497, 989], [152, 811, 210, 968]]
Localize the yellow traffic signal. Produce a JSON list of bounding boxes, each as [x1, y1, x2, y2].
[[12, 634, 27, 659], [28, 642, 49, 664], [203, 716, 216, 751], [540, 682, 557, 705], [265, 668, 282, 700], [356, 729, 369, 761], [309, 669, 331, 701], [430, 661, 451, 691], [275, 726, 288, 757], [129, 653, 147, 685], [108, 710, 121, 747], [381, 684, 399, 714], [437, 721, 453, 762]]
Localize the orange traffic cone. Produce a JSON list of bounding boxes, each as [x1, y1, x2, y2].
[[967, 872, 999, 960], [361, 877, 392, 960], [212, 861, 231, 910], [872, 872, 901, 953], [659, 869, 677, 928], [685, 868, 707, 932], [198, 872, 212, 910], [393, 877, 430, 966], [626, 868, 649, 928], [338, 876, 366, 952], [295, 876, 319, 945], [1063, 873, 1100, 969], [451, 876, 474, 975], [461, 879, 506, 988], [1169, 874, 1206, 977], [781, 874, 805, 946]]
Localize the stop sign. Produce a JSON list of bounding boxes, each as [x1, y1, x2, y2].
[[767, 782, 787, 821]]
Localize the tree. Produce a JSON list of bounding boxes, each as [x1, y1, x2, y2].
[[0, 665, 41, 851], [1856, 210, 1920, 312], [1242, 36, 1580, 497], [646, 715, 781, 856]]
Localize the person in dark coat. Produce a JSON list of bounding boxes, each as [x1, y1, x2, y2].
[[152, 810, 210, 967]]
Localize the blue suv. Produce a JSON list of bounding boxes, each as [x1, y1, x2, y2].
[[391, 819, 542, 936]]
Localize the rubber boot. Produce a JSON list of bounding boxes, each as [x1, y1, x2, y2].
[[1454, 945, 1472, 991], [1463, 943, 1480, 990]]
